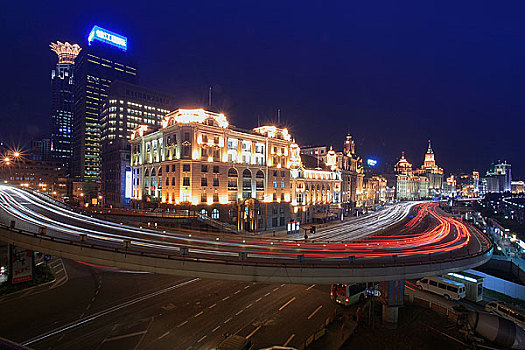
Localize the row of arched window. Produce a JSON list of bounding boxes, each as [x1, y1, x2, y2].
[[227, 168, 265, 179]]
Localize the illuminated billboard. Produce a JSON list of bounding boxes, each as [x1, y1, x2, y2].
[[88, 25, 127, 51], [367, 158, 378, 167], [125, 168, 132, 199], [9, 245, 33, 284]]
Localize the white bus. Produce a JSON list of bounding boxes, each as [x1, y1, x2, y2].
[[416, 276, 466, 300], [485, 301, 525, 329]]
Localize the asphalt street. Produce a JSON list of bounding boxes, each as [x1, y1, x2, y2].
[[0, 259, 339, 349]]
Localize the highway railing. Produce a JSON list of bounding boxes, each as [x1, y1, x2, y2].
[[0, 219, 494, 271]]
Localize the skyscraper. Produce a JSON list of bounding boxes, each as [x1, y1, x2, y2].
[[100, 81, 173, 208], [72, 26, 137, 197], [50, 41, 81, 170]]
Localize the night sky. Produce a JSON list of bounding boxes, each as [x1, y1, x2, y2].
[[1, 1, 523, 177]]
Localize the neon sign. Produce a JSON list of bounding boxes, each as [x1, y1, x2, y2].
[[367, 159, 378, 167], [88, 26, 127, 51]]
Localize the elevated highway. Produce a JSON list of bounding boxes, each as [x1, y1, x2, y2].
[[0, 186, 492, 284]]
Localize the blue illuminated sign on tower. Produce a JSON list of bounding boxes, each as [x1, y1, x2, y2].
[[88, 26, 127, 51], [367, 158, 378, 167]]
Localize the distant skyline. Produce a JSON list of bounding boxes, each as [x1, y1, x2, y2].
[[1, 1, 523, 177]]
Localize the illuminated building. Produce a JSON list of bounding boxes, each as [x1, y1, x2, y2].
[[130, 109, 294, 231], [0, 158, 67, 197], [301, 134, 364, 213], [394, 152, 412, 175], [394, 152, 429, 200], [100, 81, 173, 208], [72, 26, 137, 198], [30, 139, 51, 161], [50, 41, 81, 169], [289, 152, 342, 223], [414, 140, 444, 196], [511, 181, 524, 194], [361, 175, 388, 207], [457, 171, 479, 198], [484, 162, 512, 193], [442, 174, 457, 197]]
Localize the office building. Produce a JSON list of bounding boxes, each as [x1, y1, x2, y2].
[[484, 162, 512, 193], [100, 81, 173, 208], [72, 25, 138, 199], [49, 41, 81, 169]]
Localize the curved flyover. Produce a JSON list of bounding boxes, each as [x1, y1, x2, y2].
[[0, 186, 492, 284]]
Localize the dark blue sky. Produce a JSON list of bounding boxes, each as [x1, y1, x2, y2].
[[1, 1, 523, 177]]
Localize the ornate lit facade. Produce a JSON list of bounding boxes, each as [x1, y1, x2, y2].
[[394, 152, 429, 200], [414, 140, 444, 195], [130, 109, 295, 231]]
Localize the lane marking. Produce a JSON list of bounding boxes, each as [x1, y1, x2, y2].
[[103, 330, 147, 343], [224, 317, 232, 324], [272, 287, 279, 292], [234, 289, 241, 295], [212, 325, 221, 332], [158, 331, 170, 340], [279, 297, 296, 311], [208, 303, 217, 309], [222, 296, 230, 301], [244, 285, 250, 289], [197, 335, 207, 343], [255, 297, 262, 303], [283, 334, 295, 347], [307, 305, 323, 320], [306, 284, 316, 291], [246, 303, 253, 309], [264, 292, 271, 297], [246, 325, 262, 339], [22, 278, 200, 346], [235, 309, 243, 316], [177, 320, 188, 328], [194, 311, 203, 318], [280, 284, 285, 287]]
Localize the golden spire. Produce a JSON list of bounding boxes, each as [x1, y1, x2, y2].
[[50, 41, 82, 64]]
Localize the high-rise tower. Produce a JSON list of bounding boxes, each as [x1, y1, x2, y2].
[[72, 26, 137, 196], [50, 41, 81, 170]]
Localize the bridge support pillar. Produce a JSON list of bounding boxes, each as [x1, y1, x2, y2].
[[382, 304, 398, 328]]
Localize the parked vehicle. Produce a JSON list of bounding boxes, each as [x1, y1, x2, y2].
[[485, 301, 525, 329], [416, 276, 466, 300]]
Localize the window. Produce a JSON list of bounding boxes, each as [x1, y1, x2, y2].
[[447, 286, 458, 293], [144, 168, 149, 177], [211, 208, 219, 219], [183, 177, 190, 186], [202, 134, 208, 143], [171, 177, 175, 186], [281, 171, 285, 177], [273, 180, 277, 188], [243, 169, 252, 191], [281, 193, 284, 201], [165, 178, 169, 186], [213, 177, 219, 186], [183, 164, 190, 172], [201, 192, 207, 203], [213, 165, 219, 173], [201, 177, 208, 186], [256, 170, 264, 179], [213, 193, 219, 203], [430, 280, 437, 287], [273, 171, 278, 177], [438, 283, 446, 290], [201, 165, 208, 172], [281, 181, 285, 188], [166, 165, 170, 172], [172, 164, 175, 172], [200, 209, 208, 216], [228, 168, 238, 177], [201, 148, 207, 157], [184, 132, 190, 141]]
